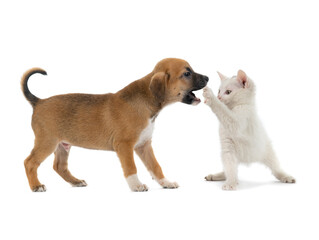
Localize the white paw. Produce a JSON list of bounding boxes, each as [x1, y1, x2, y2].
[[205, 172, 226, 181], [280, 176, 296, 183], [126, 174, 148, 192], [158, 178, 179, 189], [131, 184, 149, 192], [32, 185, 47, 192], [72, 180, 88, 187], [205, 174, 214, 181], [222, 182, 237, 191], [202, 86, 214, 105]]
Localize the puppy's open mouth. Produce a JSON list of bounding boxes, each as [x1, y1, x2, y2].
[[182, 90, 201, 105]]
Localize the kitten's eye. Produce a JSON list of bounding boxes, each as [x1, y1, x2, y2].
[[225, 90, 232, 95], [184, 72, 191, 77], [218, 90, 220, 94]]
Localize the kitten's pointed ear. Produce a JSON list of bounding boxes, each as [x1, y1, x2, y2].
[[217, 71, 227, 81], [237, 70, 248, 87]]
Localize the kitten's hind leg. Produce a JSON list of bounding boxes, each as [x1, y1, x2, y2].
[[273, 171, 296, 183], [205, 172, 226, 181], [263, 145, 296, 183]]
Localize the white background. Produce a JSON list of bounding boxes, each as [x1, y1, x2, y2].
[[0, 0, 318, 239]]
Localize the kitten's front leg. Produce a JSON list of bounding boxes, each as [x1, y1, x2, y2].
[[203, 86, 215, 105], [222, 153, 239, 190], [203, 87, 237, 130]]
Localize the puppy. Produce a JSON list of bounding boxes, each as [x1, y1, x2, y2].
[[21, 58, 208, 192]]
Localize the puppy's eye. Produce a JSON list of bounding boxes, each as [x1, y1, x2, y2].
[[225, 90, 232, 95], [184, 72, 191, 77]]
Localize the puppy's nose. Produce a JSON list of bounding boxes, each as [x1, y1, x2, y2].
[[203, 76, 209, 82]]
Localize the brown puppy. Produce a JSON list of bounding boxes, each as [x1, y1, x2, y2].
[[21, 58, 208, 192]]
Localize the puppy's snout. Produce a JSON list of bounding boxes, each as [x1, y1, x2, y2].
[[199, 75, 209, 87], [193, 73, 209, 91]]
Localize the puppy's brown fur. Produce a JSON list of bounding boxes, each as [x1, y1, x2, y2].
[[21, 58, 208, 192]]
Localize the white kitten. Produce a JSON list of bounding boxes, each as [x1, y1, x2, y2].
[[203, 70, 295, 190]]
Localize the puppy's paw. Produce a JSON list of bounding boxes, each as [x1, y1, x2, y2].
[[280, 175, 296, 183], [72, 180, 87, 187], [126, 174, 148, 192], [202, 86, 214, 105], [132, 184, 149, 192], [158, 178, 179, 189], [32, 185, 47, 192], [222, 182, 237, 191]]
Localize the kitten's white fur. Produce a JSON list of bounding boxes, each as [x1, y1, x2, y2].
[[203, 70, 295, 190]]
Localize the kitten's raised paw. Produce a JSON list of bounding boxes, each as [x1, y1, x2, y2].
[[222, 182, 237, 191], [202, 87, 214, 105], [280, 176, 296, 183]]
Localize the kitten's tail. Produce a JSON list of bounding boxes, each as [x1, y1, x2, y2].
[[21, 68, 47, 107]]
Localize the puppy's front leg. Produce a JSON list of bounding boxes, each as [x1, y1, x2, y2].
[[135, 140, 179, 189], [116, 143, 148, 192]]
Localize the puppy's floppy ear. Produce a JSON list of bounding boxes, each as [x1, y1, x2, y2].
[[150, 72, 168, 102]]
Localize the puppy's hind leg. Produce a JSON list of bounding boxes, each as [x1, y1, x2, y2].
[[24, 137, 58, 192], [53, 143, 87, 187]]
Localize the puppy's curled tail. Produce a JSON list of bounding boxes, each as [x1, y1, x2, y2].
[[21, 68, 47, 107]]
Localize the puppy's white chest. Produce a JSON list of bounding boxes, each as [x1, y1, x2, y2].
[[135, 119, 155, 148]]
